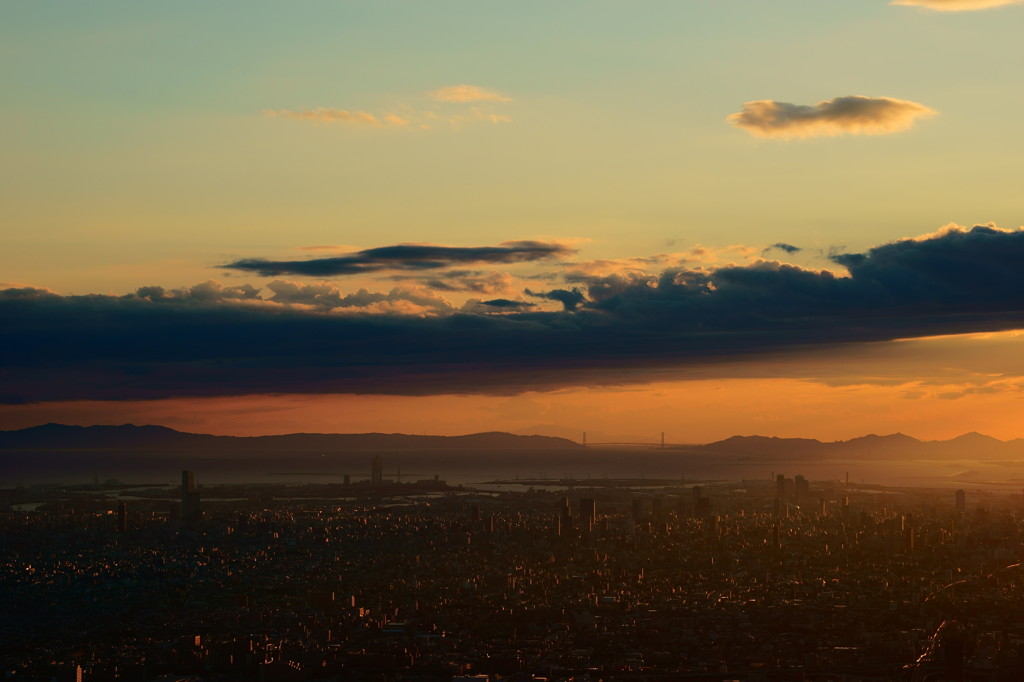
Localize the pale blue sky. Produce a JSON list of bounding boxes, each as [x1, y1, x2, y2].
[[2, 1, 1022, 293]]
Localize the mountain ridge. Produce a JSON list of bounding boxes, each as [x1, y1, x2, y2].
[[701, 431, 1024, 460], [1, 424, 1022, 460], [0, 423, 583, 453]]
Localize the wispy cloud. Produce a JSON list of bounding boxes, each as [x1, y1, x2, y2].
[[221, 241, 575, 277], [728, 96, 936, 139], [564, 245, 756, 281], [430, 85, 511, 103], [297, 244, 364, 253], [264, 108, 408, 127], [393, 270, 519, 296], [892, 0, 1022, 10], [267, 85, 512, 131], [765, 243, 802, 255]]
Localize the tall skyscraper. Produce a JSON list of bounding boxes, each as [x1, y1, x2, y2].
[[181, 470, 201, 526], [371, 455, 383, 488], [794, 474, 809, 503], [579, 498, 596, 532], [560, 497, 573, 537], [117, 500, 128, 533], [955, 489, 966, 515]]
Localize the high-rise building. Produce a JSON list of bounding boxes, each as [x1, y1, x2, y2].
[[794, 474, 809, 503], [631, 497, 644, 521], [181, 470, 201, 526], [117, 500, 128, 533], [695, 496, 712, 518], [579, 498, 596, 532], [371, 455, 383, 488], [955, 489, 966, 514], [560, 497, 573, 536]]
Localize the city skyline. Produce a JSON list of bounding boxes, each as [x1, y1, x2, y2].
[[3, 1, 1024, 441]]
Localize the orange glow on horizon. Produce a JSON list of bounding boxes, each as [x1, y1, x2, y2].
[[1, 374, 1022, 443]]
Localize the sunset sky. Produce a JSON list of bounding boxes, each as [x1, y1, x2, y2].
[[3, 0, 1024, 442]]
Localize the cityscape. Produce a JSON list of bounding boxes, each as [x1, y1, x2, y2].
[[6, 449, 1024, 681]]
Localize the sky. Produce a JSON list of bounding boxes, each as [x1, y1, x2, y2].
[[3, 0, 1024, 442]]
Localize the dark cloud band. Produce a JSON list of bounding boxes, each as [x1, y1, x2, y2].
[[4, 225, 1024, 402]]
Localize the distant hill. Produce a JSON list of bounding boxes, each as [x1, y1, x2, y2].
[[703, 432, 1024, 460], [0, 423, 582, 454], [1, 424, 1022, 461], [703, 435, 825, 458]]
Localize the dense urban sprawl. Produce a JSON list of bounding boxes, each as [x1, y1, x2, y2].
[[4, 469, 1024, 681]]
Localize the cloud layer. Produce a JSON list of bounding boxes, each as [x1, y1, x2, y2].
[[892, 0, 1022, 10], [728, 96, 936, 139], [5, 225, 1024, 402], [222, 241, 574, 277]]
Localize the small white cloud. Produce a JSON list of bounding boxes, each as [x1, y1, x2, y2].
[[728, 95, 936, 139], [892, 0, 1022, 10]]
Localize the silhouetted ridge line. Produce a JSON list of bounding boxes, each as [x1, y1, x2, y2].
[[702, 432, 1024, 459], [0, 424, 582, 453], [2, 425, 1022, 459]]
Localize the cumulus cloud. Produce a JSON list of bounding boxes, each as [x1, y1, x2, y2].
[[265, 280, 453, 315], [221, 241, 574, 277], [265, 108, 408, 127], [892, 0, 1022, 10], [430, 85, 511, 103], [6, 225, 1024, 402], [728, 96, 936, 139], [135, 280, 261, 303]]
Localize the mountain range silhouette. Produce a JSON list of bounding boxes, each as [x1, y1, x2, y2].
[[2, 424, 1022, 460]]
